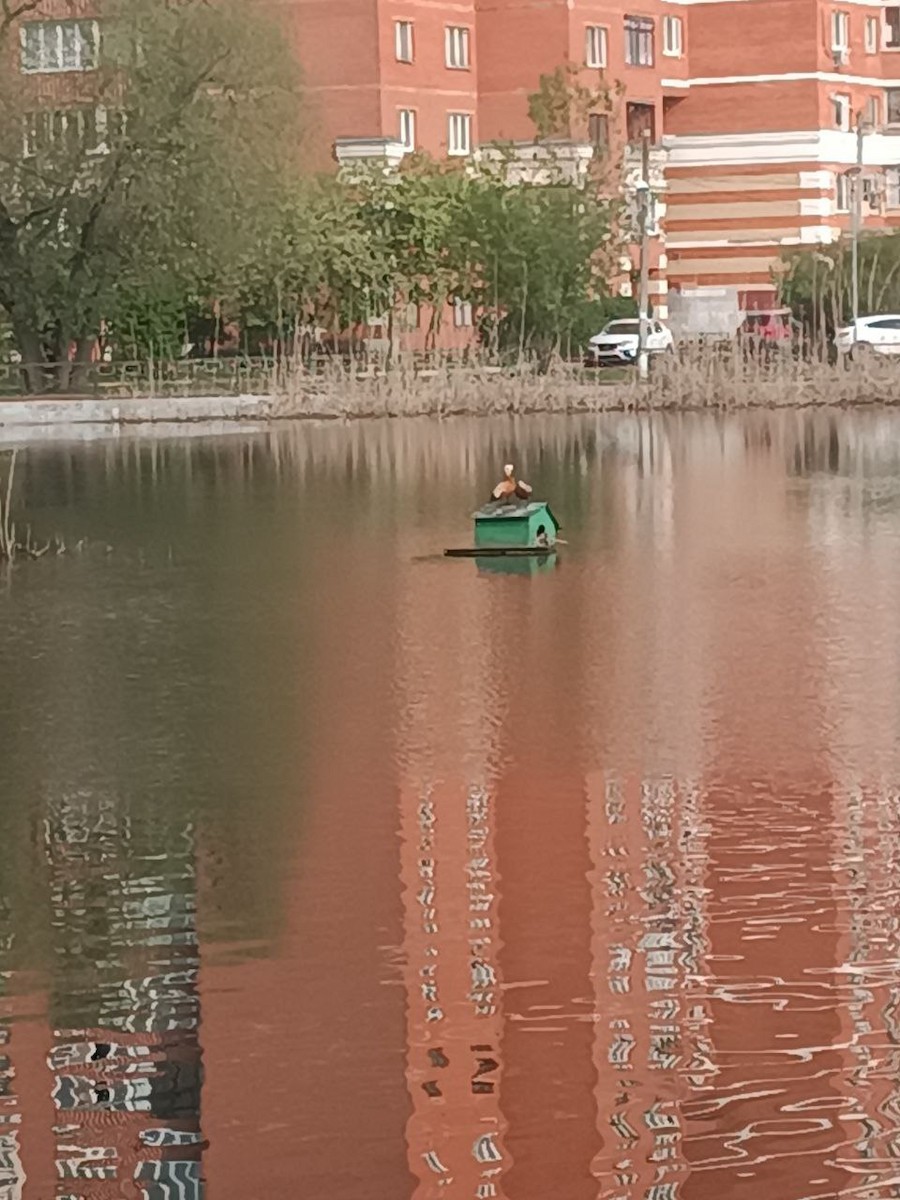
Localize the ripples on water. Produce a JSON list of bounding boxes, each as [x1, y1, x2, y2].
[[2, 411, 900, 1199]]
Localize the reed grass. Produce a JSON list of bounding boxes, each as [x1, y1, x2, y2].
[[266, 345, 900, 420], [0, 451, 16, 562], [0, 450, 67, 563]]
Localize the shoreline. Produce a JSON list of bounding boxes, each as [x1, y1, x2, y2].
[[2, 367, 900, 440]]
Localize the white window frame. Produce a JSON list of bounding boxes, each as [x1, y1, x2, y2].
[[398, 108, 416, 152], [886, 166, 900, 208], [22, 104, 111, 159], [445, 25, 470, 69], [863, 94, 880, 128], [836, 172, 850, 211], [831, 10, 850, 52], [448, 112, 472, 156], [453, 298, 473, 328], [662, 15, 683, 57], [865, 15, 879, 53], [394, 20, 414, 63], [832, 92, 851, 131], [585, 25, 608, 68], [20, 19, 99, 73]]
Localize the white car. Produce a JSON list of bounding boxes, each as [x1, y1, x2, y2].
[[835, 315, 900, 357], [587, 319, 674, 367]]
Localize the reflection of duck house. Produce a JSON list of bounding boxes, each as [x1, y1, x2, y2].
[[445, 502, 560, 558], [475, 553, 557, 576]]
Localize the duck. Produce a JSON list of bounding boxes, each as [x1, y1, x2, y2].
[[491, 464, 532, 504]]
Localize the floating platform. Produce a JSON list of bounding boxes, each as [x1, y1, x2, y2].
[[444, 546, 558, 558]]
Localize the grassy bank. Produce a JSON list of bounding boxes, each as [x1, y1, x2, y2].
[[4, 350, 900, 419]]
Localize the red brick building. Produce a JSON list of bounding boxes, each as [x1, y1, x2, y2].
[[290, 0, 900, 324], [13, 0, 900, 332]]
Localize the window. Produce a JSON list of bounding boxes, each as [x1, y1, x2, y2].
[[585, 25, 607, 68], [22, 105, 114, 158], [20, 20, 99, 73], [886, 6, 900, 48], [626, 101, 656, 143], [832, 92, 851, 130], [888, 88, 900, 123], [448, 112, 471, 156], [401, 302, 420, 330], [863, 94, 880, 128], [662, 15, 683, 57], [445, 26, 470, 69], [836, 172, 850, 211], [588, 112, 609, 152], [831, 10, 850, 52], [399, 108, 416, 152], [453, 299, 473, 328], [625, 15, 654, 66], [865, 15, 879, 53], [395, 20, 414, 63], [887, 167, 900, 208]]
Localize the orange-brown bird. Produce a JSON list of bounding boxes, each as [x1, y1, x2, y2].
[[491, 464, 532, 503]]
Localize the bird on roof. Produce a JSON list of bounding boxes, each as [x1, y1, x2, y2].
[[491, 463, 532, 504]]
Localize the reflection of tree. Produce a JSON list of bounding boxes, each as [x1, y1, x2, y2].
[[1, 436, 320, 947]]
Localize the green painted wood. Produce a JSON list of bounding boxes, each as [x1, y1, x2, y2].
[[472, 501, 559, 549]]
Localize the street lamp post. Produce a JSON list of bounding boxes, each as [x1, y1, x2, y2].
[[847, 117, 867, 339], [635, 133, 652, 382]]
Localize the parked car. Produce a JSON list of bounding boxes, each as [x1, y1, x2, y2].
[[586, 319, 674, 367], [834, 315, 900, 358]]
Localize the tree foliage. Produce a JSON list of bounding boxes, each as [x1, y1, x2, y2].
[[239, 154, 620, 359], [527, 64, 621, 147], [780, 232, 900, 340], [0, 0, 302, 389]]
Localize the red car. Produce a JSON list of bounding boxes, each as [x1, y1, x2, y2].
[[739, 308, 795, 347]]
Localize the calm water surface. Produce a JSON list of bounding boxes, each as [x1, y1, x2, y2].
[[2, 411, 900, 1200]]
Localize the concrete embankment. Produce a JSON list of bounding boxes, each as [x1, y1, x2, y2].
[[0, 393, 271, 426], [0, 393, 274, 444]]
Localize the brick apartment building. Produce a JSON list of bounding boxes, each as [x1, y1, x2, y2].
[[289, 0, 900, 324], [12, 0, 900, 331]]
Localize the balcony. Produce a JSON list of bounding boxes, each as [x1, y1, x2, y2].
[[334, 137, 406, 172], [474, 140, 595, 187]]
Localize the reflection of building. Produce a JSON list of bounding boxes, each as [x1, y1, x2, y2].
[[586, 774, 698, 1200], [44, 794, 203, 1200], [395, 540, 507, 1198], [0, 793, 203, 1200], [400, 783, 505, 1197]]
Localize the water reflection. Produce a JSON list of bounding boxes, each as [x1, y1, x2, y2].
[[4, 411, 900, 1197]]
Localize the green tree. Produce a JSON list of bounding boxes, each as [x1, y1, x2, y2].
[[528, 64, 621, 152], [459, 168, 618, 358], [780, 232, 900, 345], [0, 0, 302, 390]]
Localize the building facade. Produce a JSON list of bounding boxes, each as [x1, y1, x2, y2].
[[292, 0, 900, 322], [11, 0, 900, 330]]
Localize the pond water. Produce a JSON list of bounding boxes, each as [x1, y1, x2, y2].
[[3, 410, 900, 1200]]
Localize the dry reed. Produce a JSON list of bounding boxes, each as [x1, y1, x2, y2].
[[262, 345, 900, 421], [0, 450, 66, 563]]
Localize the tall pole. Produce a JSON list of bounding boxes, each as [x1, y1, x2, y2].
[[851, 118, 864, 332], [637, 131, 651, 382]]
